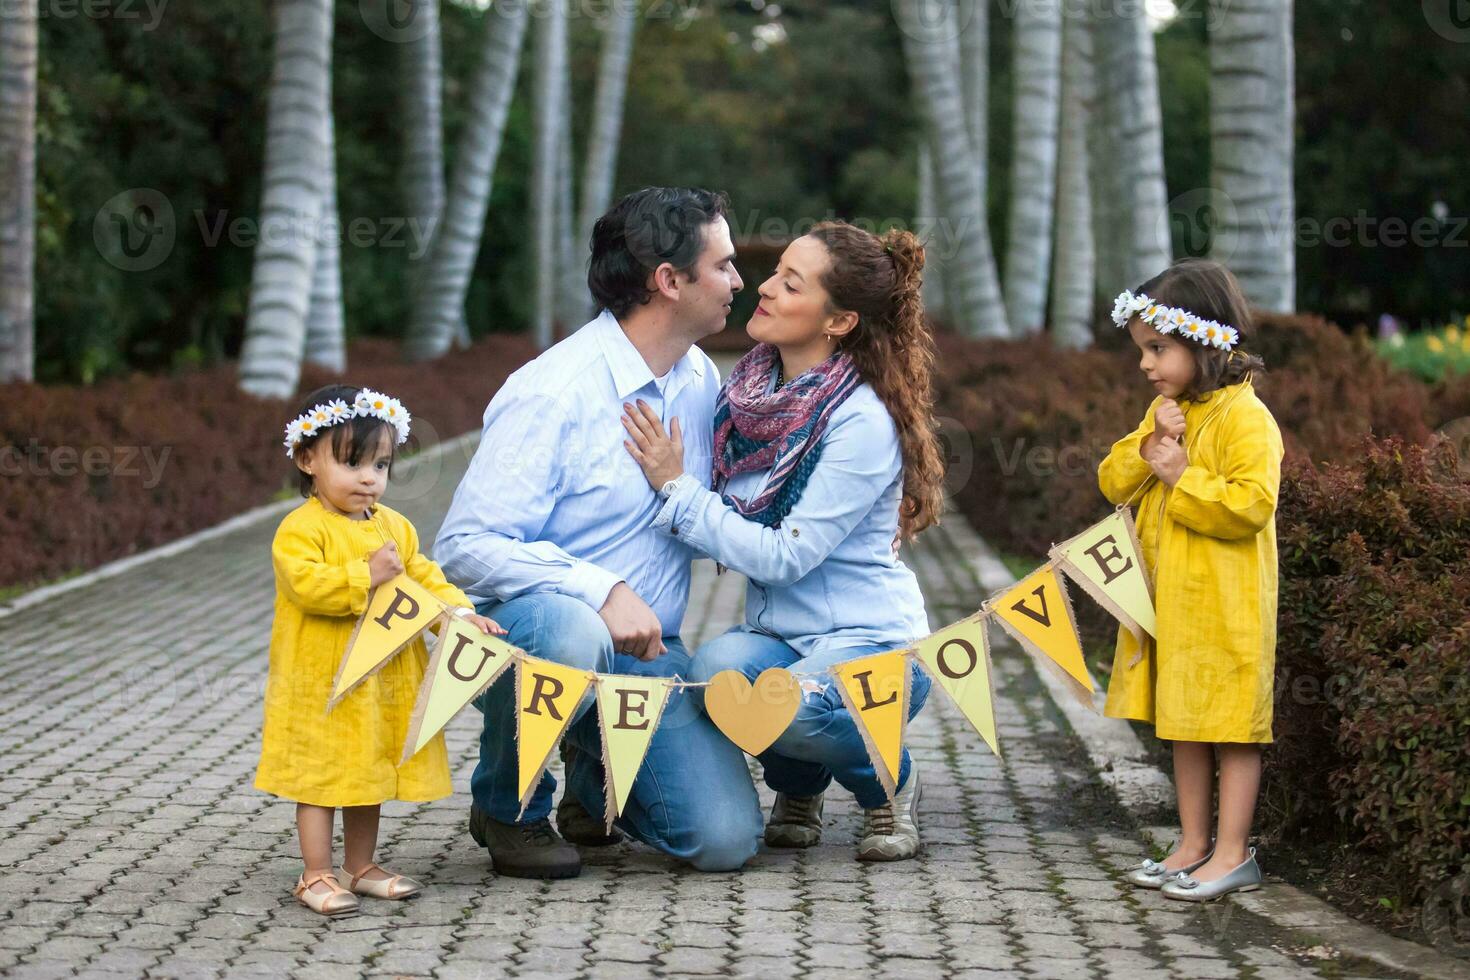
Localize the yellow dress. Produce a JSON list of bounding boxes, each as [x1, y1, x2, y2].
[[254, 496, 472, 807], [1097, 381, 1283, 744]]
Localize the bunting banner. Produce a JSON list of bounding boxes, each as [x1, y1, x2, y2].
[[594, 676, 675, 830], [323, 502, 1173, 804], [991, 566, 1098, 712], [832, 649, 912, 802], [1050, 509, 1156, 647], [400, 614, 517, 763], [330, 573, 444, 709], [703, 668, 803, 756], [914, 616, 1000, 758], [515, 656, 594, 816]]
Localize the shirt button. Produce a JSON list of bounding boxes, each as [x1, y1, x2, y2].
[[791, 527, 800, 538]]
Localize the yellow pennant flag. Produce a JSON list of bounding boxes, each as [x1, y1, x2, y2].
[[594, 676, 674, 831], [515, 656, 593, 815], [400, 615, 518, 763], [915, 618, 1000, 758], [991, 565, 1097, 712], [831, 650, 912, 802], [330, 573, 444, 709], [1051, 509, 1156, 646]]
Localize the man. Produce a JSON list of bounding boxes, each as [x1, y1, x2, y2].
[[435, 187, 763, 877]]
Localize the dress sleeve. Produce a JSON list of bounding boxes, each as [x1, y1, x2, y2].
[[1098, 398, 1161, 505], [1165, 400, 1283, 540], [272, 518, 373, 618], [649, 401, 901, 588], [397, 512, 474, 610]]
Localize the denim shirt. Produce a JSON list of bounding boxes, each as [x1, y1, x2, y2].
[[653, 376, 930, 658]]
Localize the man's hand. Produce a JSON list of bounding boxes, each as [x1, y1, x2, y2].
[[368, 542, 404, 587], [1143, 433, 1189, 487], [598, 582, 666, 661]]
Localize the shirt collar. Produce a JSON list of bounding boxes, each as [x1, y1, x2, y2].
[[591, 309, 705, 401]]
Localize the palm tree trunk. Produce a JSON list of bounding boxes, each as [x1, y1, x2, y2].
[[895, 0, 1009, 338], [531, 0, 567, 350], [955, 0, 987, 323], [555, 62, 585, 328], [1089, 3, 1171, 295], [576, 0, 637, 283], [304, 103, 346, 372], [1003, 0, 1062, 334], [0, 0, 38, 383], [239, 0, 334, 398], [1209, 0, 1294, 311], [1050, 0, 1095, 349], [405, 0, 530, 361], [916, 140, 945, 316]]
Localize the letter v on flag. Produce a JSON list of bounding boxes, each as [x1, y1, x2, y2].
[[330, 573, 444, 708], [991, 566, 1098, 711], [515, 656, 593, 815], [831, 650, 911, 801], [1050, 509, 1155, 645], [400, 615, 517, 763], [594, 676, 674, 831], [915, 617, 1000, 757]]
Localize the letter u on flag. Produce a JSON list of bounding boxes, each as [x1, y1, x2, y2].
[[915, 617, 1000, 758], [594, 676, 674, 831], [1050, 509, 1155, 646], [991, 566, 1098, 712], [831, 649, 912, 802], [330, 573, 444, 709], [515, 656, 593, 816], [400, 615, 517, 763]]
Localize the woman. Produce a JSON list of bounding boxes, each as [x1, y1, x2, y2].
[[620, 220, 944, 861]]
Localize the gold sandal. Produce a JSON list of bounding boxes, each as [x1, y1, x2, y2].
[[335, 862, 424, 900], [293, 870, 360, 916]]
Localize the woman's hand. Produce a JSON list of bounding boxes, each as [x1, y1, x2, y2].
[[622, 400, 685, 490]]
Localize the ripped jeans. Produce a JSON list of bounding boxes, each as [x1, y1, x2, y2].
[[687, 626, 932, 809]]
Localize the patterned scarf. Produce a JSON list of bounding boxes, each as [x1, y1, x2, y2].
[[712, 342, 863, 527]]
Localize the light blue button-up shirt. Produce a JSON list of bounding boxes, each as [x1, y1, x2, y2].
[[434, 310, 719, 635], [652, 374, 931, 659]]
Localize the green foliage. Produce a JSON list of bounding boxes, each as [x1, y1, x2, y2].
[[1377, 317, 1470, 383]]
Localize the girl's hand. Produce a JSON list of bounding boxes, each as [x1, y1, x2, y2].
[[1153, 398, 1186, 441], [462, 613, 507, 637], [368, 542, 404, 587], [1144, 434, 1189, 486], [622, 400, 685, 490]]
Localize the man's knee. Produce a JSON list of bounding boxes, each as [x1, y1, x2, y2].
[[487, 593, 613, 672], [684, 812, 761, 872]]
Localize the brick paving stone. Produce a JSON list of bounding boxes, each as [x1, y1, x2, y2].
[[0, 419, 1403, 979]]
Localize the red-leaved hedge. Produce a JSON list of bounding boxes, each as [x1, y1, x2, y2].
[[0, 336, 535, 591]]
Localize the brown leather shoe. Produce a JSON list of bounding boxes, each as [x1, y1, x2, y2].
[[469, 804, 581, 879]]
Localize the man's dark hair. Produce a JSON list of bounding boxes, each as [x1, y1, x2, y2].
[[588, 187, 732, 318]]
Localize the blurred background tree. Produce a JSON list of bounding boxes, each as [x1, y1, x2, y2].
[[16, 0, 1470, 384]]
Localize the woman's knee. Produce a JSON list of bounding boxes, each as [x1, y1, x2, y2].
[[688, 631, 768, 686]]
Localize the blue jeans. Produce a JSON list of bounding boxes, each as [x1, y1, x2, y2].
[[689, 627, 933, 810], [470, 593, 762, 871]]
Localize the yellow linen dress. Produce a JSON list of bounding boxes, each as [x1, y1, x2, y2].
[[1096, 381, 1283, 744], [254, 496, 472, 806]]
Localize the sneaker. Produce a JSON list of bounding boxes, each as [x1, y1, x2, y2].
[[556, 793, 624, 847], [468, 803, 581, 879], [856, 764, 921, 862], [764, 792, 825, 848]]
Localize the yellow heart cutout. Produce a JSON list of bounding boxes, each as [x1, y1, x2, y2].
[[703, 668, 802, 756]]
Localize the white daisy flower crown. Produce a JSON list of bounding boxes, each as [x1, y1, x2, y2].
[[283, 388, 411, 459], [1111, 289, 1240, 352]]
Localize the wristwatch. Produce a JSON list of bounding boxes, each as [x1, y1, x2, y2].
[[659, 476, 684, 499]]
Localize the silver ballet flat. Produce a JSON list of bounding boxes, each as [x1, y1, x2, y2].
[[1161, 847, 1263, 902], [1125, 849, 1213, 889]]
